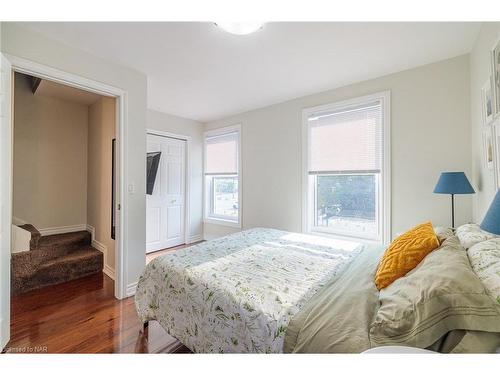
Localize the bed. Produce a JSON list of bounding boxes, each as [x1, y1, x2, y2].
[[135, 227, 500, 353]]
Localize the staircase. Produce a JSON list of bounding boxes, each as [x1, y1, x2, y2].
[[11, 226, 103, 295]]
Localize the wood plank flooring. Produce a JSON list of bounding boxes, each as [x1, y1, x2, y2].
[[5, 242, 205, 353], [5, 244, 203, 353]]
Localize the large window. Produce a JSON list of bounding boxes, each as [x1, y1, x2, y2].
[[304, 92, 390, 242], [204, 126, 241, 227]]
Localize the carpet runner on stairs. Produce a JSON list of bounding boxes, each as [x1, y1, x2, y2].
[[11, 228, 103, 295]]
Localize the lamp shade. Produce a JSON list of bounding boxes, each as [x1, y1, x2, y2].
[[480, 190, 500, 235], [433, 172, 475, 194]]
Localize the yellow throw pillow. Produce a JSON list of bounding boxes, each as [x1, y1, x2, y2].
[[375, 222, 440, 290]]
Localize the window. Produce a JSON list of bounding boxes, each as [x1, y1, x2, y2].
[[204, 126, 241, 227], [304, 92, 390, 242]]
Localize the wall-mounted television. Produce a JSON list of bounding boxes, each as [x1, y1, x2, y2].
[[146, 152, 161, 195]]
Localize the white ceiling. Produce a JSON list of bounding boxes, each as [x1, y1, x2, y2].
[[22, 22, 481, 123]]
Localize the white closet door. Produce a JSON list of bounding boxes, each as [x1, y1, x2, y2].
[[146, 134, 185, 253]]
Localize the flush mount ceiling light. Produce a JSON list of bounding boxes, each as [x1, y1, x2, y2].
[[215, 22, 264, 35]]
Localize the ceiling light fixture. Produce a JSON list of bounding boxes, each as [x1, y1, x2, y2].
[[215, 22, 264, 35]]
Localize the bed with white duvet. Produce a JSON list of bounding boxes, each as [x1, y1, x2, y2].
[[135, 227, 500, 353], [134, 228, 365, 353]]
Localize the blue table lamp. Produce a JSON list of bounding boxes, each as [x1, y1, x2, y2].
[[434, 172, 475, 228], [480, 190, 500, 235]]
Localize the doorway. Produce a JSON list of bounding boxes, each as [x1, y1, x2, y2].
[[146, 133, 187, 253], [10, 72, 117, 294], [0, 53, 128, 350]]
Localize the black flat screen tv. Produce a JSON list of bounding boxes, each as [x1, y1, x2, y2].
[[146, 152, 161, 195]]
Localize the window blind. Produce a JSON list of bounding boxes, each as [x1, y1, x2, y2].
[[308, 101, 382, 174], [205, 131, 239, 175]]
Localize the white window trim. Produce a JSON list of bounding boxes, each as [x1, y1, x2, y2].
[[301, 91, 391, 245], [203, 124, 242, 228]]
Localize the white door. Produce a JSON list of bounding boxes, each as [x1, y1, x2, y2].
[[146, 134, 186, 253], [0, 53, 12, 350]]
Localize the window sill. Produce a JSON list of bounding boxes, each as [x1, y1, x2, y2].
[[204, 217, 241, 229], [306, 230, 382, 246]]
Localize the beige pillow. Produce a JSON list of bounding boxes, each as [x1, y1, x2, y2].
[[370, 235, 500, 349], [433, 226, 454, 243]]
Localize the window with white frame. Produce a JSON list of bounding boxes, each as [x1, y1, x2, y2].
[[204, 127, 241, 226], [304, 92, 390, 242]]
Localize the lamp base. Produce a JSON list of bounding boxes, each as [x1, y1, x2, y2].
[[451, 193, 455, 229]]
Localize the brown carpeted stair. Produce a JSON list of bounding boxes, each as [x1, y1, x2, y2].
[[11, 228, 103, 295]]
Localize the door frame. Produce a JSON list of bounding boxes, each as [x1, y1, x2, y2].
[[146, 129, 191, 248], [2, 53, 128, 302], [0, 52, 13, 350]]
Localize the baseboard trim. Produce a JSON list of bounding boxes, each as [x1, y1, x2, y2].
[[91, 239, 106, 253], [188, 234, 203, 243], [86, 224, 95, 242], [103, 264, 115, 280], [89, 231, 116, 281], [126, 282, 138, 297], [39, 224, 88, 237]]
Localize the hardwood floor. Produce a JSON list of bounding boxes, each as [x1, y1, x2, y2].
[[6, 272, 190, 353], [146, 241, 204, 263]]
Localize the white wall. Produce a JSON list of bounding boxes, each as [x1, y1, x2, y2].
[[11, 225, 30, 254], [146, 109, 204, 240], [205, 55, 472, 239], [470, 23, 500, 223], [1, 23, 148, 296], [13, 73, 89, 230]]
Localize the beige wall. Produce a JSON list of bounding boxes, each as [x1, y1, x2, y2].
[[13, 73, 88, 230], [204, 55, 472, 239], [146, 110, 204, 240], [15, 74, 119, 271], [87, 97, 116, 270], [470, 23, 500, 223]]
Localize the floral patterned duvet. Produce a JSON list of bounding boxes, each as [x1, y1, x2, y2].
[[135, 228, 364, 353]]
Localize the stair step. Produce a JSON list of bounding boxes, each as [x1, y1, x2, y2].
[[18, 224, 41, 250], [38, 231, 92, 253], [39, 246, 102, 269], [13, 246, 103, 295]]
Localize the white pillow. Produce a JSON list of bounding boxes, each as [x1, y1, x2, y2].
[[455, 223, 497, 249], [433, 226, 454, 243], [467, 238, 500, 304]]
